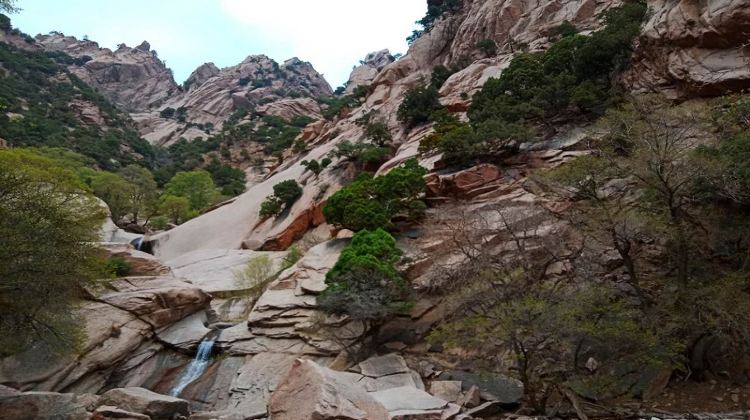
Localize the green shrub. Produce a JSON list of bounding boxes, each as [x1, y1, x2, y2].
[[557, 20, 578, 38], [259, 196, 283, 218], [164, 170, 220, 211], [273, 179, 303, 207], [364, 121, 393, 147], [318, 229, 411, 322], [397, 85, 443, 126], [106, 256, 131, 277], [477, 38, 498, 56], [259, 180, 303, 218], [323, 159, 427, 231], [149, 215, 170, 231], [234, 254, 275, 301], [160, 107, 176, 118], [407, 0, 464, 44], [430, 65, 455, 90], [301, 158, 331, 176], [281, 245, 302, 271], [331, 141, 390, 168], [470, 1, 646, 126], [205, 158, 246, 196]]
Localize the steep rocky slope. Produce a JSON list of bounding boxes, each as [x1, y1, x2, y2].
[[3, 0, 750, 419]]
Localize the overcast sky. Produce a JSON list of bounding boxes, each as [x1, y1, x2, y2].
[[11, 0, 426, 87]]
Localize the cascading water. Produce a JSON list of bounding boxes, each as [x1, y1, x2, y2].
[[131, 236, 144, 251], [169, 338, 215, 397]]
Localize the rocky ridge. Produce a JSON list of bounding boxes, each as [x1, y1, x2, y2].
[[37, 34, 333, 145]]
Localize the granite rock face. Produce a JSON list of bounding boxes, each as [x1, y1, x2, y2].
[[625, 0, 750, 97], [36, 34, 180, 112]]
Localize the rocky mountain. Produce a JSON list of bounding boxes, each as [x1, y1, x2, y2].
[[3, 0, 750, 419], [36, 35, 181, 112], [38, 34, 333, 146]]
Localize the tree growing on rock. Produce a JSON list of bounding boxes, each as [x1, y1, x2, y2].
[[0, 149, 106, 356], [259, 180, 303, 218], [318, 229, 412, 327], [323, 159, 427, 231]]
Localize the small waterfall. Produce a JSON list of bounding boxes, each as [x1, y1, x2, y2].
[[131, 236, 144, 251], [169, 339, 215, 397]]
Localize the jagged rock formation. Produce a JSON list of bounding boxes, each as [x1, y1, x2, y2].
[[36, 34, 181, 112], [344, 49, 395, 94], [134, 55, 332, 145], [37, 35, 333, 145]]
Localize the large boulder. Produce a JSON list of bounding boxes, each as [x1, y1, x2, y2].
[[98, 387, 189, 419], [268, 359, 390, 420]]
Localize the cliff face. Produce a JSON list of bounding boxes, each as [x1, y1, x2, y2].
[[625, 0, 750, 97], [36, 35, 181, 112]]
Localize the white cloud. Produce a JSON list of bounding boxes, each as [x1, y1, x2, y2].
[[220, 0, 424, 86]]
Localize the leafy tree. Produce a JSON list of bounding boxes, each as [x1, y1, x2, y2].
[[91, 171, 130, 224], [364, 121, 393, 148], [407, 0, 463, 44], [234, 255, 276, 302], [427, 208, 677, 412], [165, 170, 219, 211], [205, 158, 246, 196], [331, 140, 391, 169], [318, 229, 411, 324], [323, 159, 427, 231], [273, 179, 303, 207], [0, 1, 18, 13], [0, 149, 106, 356], [397, 85, 443, 126], [119, 164, 158, 224], [159, 195, 191, 224], [301, 158, 331, 176], [259, 180, 303, 218]]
